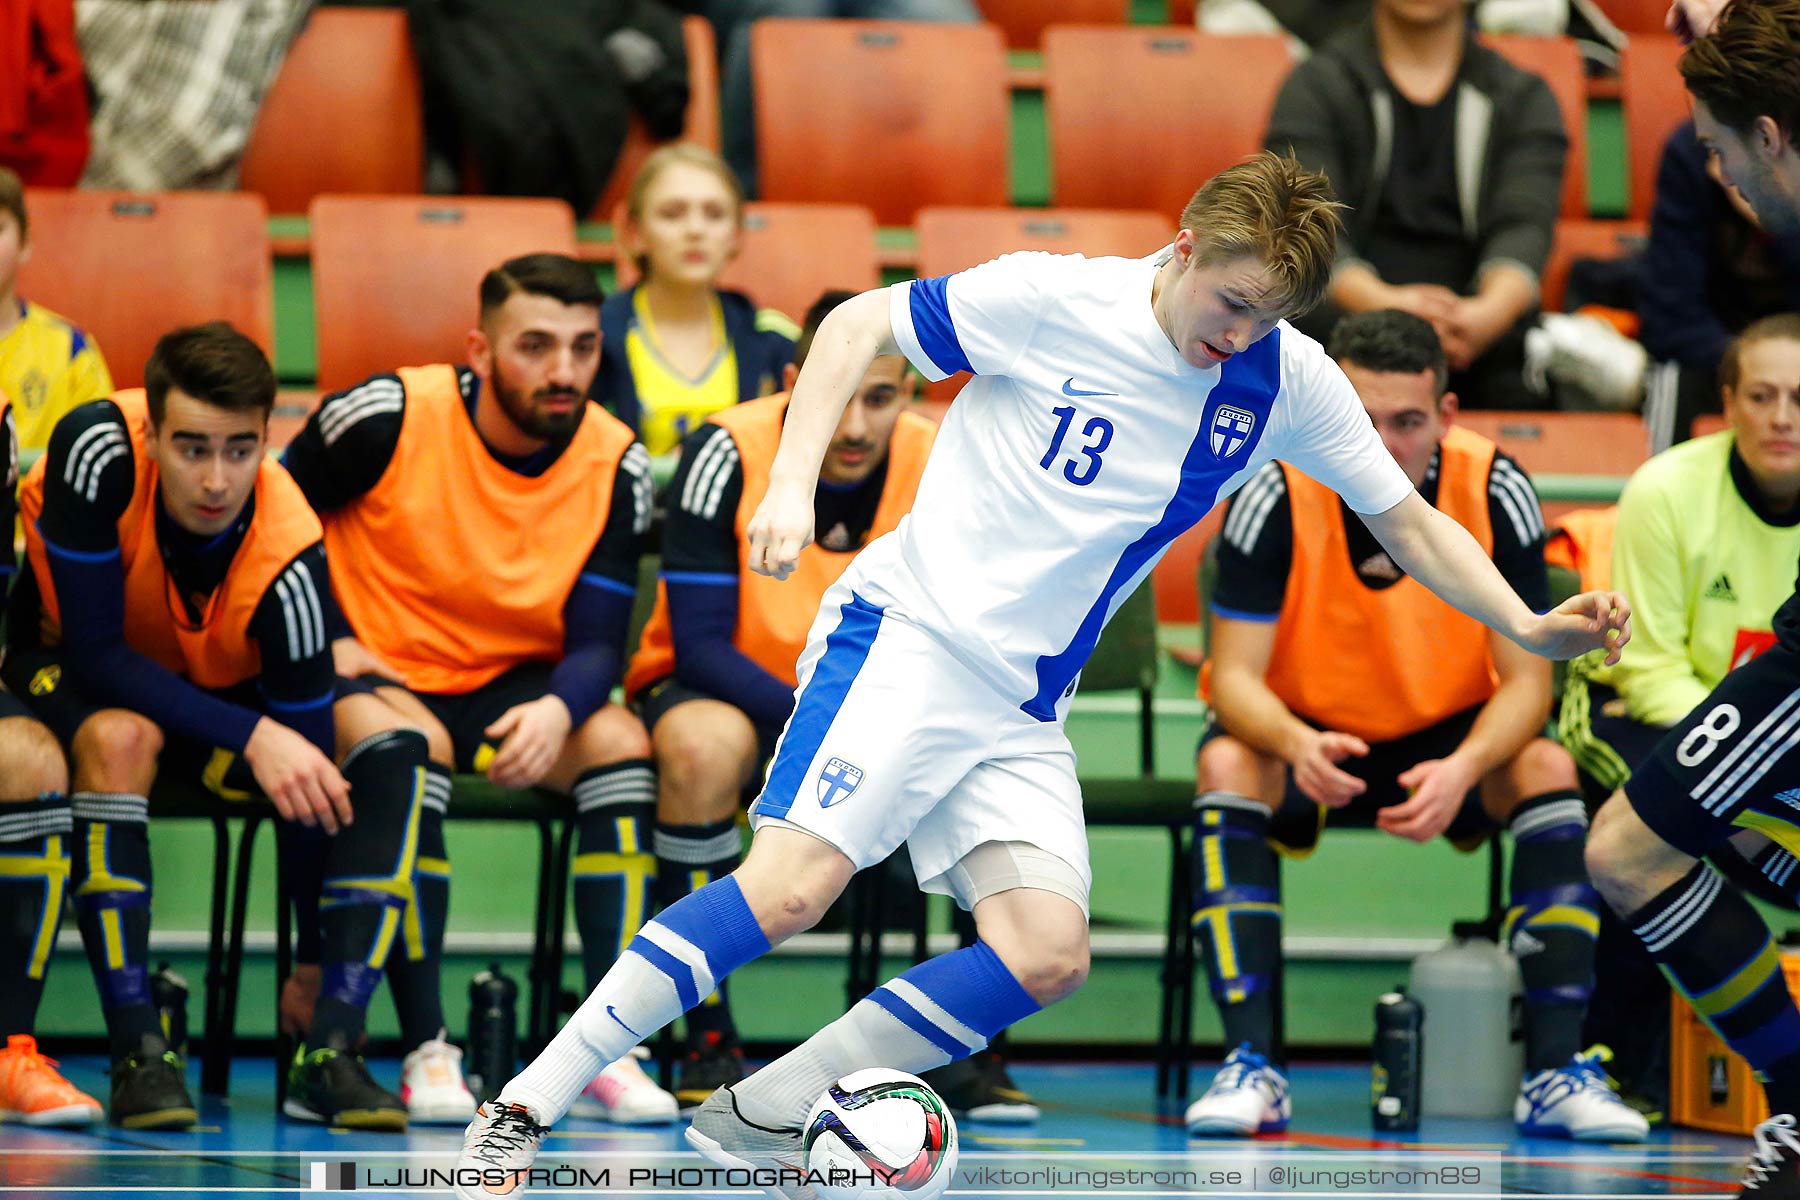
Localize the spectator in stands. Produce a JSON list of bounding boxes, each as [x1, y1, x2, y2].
[[593, 144, 796, 465], [1638, 122, 1800, 442], [621, 291, 1042, 1122], [1196, 0, 1367, 50], [1185, 309, 1644, 1143], [1264, 0, 1566, 409], [1559, 313, 1800, 1120], [0, 392, 104, 1129], [2, 323, 431, 1130], [703, 0, 977, 197], [281, 253, 679, 1128], [0, 167, 113, 451]]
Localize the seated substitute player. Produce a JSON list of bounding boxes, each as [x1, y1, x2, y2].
[[623, 290, 953, 1111], [1184, 309, 1644, 1142], [0, 166, 115, 451], [0, 390, 106, 1128], [453, 151, 1630, 1200], [280, 252, 676, 1126], [1584, 7, 1800, 1197], [1, 323, 431, 1129], [1561, 313, 1800, 1115]]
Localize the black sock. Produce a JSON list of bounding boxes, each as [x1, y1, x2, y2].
[[654, 815, 741, 1042], [1191, 792, 1282, 1064], [310, 731, 427, 1050], [70, 792, 161, 1059], [0, 797, 71, 1037], [280, 822, 326, 967], [385, 764, 452, 1050], [1627, 861, 1800, 1116], [1505, 790, 1599, 1073], [571, 761, 657, 991]]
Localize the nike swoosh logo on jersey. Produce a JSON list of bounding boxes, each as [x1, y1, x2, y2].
[[1061, 377, 1117, 397], [606, 1005, 642, 1038]]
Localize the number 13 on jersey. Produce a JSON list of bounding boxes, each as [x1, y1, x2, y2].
[[1041, 404, 1114, 486]]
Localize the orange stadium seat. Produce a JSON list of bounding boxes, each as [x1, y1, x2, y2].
[[1479, 34, 1589, 219], [913, 206, 1172, 401], [1542, 218, 1648, 313], [18, 190, 272, 389], [1620, 34, 1688, 221], [239, 8, 424, 214], [309, 195, 577, 392], [1692, 413, 1727, 438], [751, 20, 1009, 225], [612, 201, 879, 326], [981, 0, 1130, 47], [1599, 0, 1677, 33], [1044, 28, 1293, 218], [1454, 411, 1650, 476], [592, 16, 721, 219]]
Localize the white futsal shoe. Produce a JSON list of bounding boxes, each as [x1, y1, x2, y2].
[[1514, 1047, 1649, 1142], [453, 1100, 548, 1199], [1185, 1043, 1290, 1136], [401, 1031, 478, 1125], [569, 1046, 679, 1124]]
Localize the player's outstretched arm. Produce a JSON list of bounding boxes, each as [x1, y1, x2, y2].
[[746, 287, 900, 580], [1362, 491, 1631, 664]]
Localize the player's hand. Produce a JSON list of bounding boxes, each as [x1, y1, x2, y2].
[[1381, 757, 1477, 844], [1441, 295, 1511, 364], [1287, 729, 1370, 808], [245, 717, 353, 834], [1522, 590, 1632, 664], [483, 695, 573, 789], [332, 636, 402, 683], [1385, 283, 1460, 324], [1668, 0, 1727, 43], [746, 477, 816, 581]]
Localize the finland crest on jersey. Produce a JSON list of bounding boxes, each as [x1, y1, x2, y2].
[[1211, 405, 1256, 458], [817, 757, 864, 808]]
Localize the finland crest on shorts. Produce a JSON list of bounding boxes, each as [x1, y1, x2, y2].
[[1210, 404, 1256, 459], [817, 757, 864, 808]]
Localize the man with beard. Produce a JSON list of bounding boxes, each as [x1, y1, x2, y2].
[[281, 253, 678, 1126], [1582, 4, 1800, 1197]]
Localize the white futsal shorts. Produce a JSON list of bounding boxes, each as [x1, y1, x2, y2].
[[748, 582, 1093, 914]]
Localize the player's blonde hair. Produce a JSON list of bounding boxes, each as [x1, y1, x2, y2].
[[1179, 151, 1344, 318], [624, 142, 746, 281]]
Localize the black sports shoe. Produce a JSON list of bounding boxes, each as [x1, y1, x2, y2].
[[921, 1049, 1039, 1123], [110, 1047, 198, 1130], [1741, 1115, 1800, 1196], [284, 1046, 407, 1130], [676, 1031, 748, 1113]]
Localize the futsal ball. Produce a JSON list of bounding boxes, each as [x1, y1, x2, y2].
[[802, 1068, 959, 1200]]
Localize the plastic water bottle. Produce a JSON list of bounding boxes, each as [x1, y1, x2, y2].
[[1371, 990, 1422, 1131], [1409, 923, 1523, 1117], [150, 963, 189, 1063], [466, 964, 518, 1102]]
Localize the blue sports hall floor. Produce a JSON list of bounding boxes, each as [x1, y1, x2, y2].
[[0, 1057, 1754, 1197]]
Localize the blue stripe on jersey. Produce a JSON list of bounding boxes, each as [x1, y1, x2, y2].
[[753, 592, 885, 820], [1024, 331, 1284, 720], [578, 572, 637, 595], [908, 275, 974, 378], [1210, 601, 1280, 624]]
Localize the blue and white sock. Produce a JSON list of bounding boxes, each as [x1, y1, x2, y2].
[[500, 875, 770, 1123], [734, 940, 1042, 1129]]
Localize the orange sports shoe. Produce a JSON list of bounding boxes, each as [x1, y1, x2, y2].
[[0, 1035, 103, 1126]]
